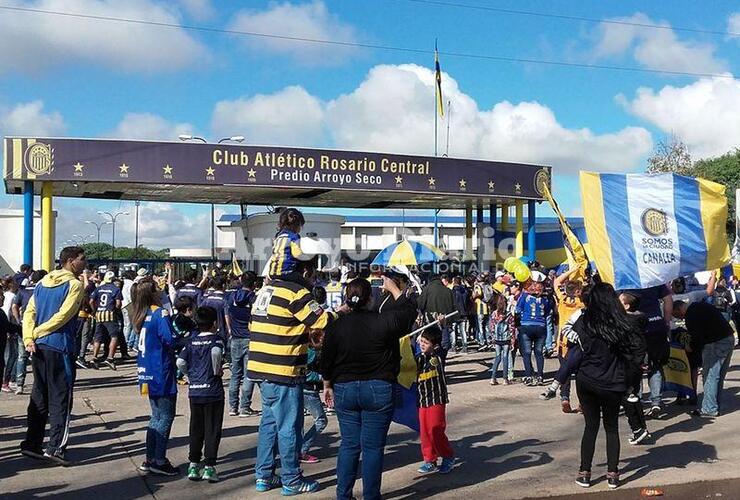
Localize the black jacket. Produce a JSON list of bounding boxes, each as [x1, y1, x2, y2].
[[321, 294, 417, 384], [574, 316, 627, 393], [417, 278, 455, 320]]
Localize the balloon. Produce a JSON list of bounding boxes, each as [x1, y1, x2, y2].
[[514, 266, 531, 282], [504, 257, 518, 272]]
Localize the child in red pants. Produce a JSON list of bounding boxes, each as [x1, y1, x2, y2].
[[416, 327, 455, 474]]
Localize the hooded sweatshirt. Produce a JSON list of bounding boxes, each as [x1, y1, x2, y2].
[[22, 269, 84, 355]]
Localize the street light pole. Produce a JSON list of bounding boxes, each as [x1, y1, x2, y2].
[[98, 210, 129, 263], [134, 200, 140, 259], [86, 220, 112, 259]]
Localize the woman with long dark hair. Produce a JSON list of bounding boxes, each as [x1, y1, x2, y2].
[[574, 282, 637, 490], [133, 279, 179, 476], [321, 276, 417, 500]]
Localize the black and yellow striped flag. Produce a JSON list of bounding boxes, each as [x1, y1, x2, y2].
[[435, 44, 444, 117]]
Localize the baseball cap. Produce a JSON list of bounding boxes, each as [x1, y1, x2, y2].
[[137, 268, 150, 277], [495, 271, 505, 279], [103, 271, 115, 283]]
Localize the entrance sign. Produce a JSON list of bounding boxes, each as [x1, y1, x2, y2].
[[4, 137, 550, 206]]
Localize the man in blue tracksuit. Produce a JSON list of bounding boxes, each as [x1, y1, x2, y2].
[[20, 246, 87, 465]]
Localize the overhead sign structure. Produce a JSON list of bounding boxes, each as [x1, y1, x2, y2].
[[4, 137, 551, 208]]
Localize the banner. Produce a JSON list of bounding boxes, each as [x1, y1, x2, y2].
[[663, 342, 696, 399], [580, 172, 730, 290], [392, 335, 420, 432]]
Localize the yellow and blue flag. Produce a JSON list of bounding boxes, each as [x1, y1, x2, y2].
[[435, 44, 444, 118], [542, 183, 589, 282], [231, 252, 243, 277], [580, 172, 730, 289], [664, 343, 696, 399], [392, 335, 420, 432]]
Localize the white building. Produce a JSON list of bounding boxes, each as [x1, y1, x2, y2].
[[0, 208, 51, 275]]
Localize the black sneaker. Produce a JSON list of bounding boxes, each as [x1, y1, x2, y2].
[[646, 405, 662, 418], [575, 471, 591, 488], [75, 359, 88, 370], [20, 446, 45, 460], [539, 389, 556, 400], [239, 407, 259, 417], [149, 460, 180, 476], [44, 449, 72, 466], [606, 472, 619, 489], [139, 460, 152, 473], [629, 428, 649, 445], [103, 358, 117, 371], [522, 377, 532, 386]]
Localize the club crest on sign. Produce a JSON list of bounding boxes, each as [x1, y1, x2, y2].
[[534, 169, 549, 196], [641, 208, 668, 236], [24, 142, 54, 175]]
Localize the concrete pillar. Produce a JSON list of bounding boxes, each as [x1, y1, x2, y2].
[[23, 180, 34, 266], [41, 181, 53, 271], [476, 203, 484, 270], [528, 200, 537, 262], [501, 204, 510, 231], [464, 202, 473, 261], [515, 200, 524, 258]]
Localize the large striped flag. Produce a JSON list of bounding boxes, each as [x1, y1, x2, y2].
[[580, 172, 730, 290], [392, 335, 420, 432]]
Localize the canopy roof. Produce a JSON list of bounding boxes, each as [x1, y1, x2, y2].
[[4, 137, 551, 209]]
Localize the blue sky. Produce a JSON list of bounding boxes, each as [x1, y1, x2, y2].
[[2, 0, 740, 250]]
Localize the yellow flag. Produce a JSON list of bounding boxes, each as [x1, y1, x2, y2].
[[231, 253, 243, 277], [542, 183, 589, 281]]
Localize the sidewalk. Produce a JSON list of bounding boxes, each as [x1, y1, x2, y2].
[[1, 350, 738, 499]]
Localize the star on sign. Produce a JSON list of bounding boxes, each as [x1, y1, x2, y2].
[[206, 166, 216, 176], [428, 177, 436, 186], [162, 164, 173, 175], [395, 175, 403, 184], [247, 168, 256, 178], [119, 163, 129, 173], [459, 178, 467, 188], [488, 181, 495, 190], [73, 162, 84, 172], [515, 182, 521, 191]]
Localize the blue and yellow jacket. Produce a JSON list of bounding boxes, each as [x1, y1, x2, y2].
[[22, 269, 84, 355], [268, 229, 302, 277], [137, 306, 178, 398]]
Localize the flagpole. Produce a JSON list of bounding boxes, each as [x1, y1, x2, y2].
[[445, 99, 451, 156], [434, 38, 438, 158]]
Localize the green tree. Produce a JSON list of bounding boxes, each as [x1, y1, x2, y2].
[[647, 134, 693, 175], [691, 149, 740, 234]]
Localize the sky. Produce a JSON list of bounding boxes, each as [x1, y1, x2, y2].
[[2, 0, 740, 251]]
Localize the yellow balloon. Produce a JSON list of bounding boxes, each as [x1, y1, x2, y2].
[[504, 257, 518, 272], [514, 266, 531, 282]]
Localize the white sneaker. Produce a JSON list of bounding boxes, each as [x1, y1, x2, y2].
[[15, 386, 23, 395]]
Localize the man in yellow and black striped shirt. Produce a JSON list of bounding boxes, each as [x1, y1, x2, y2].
[[247, 257, 336, 493]]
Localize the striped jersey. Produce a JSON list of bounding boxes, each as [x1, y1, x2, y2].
[[474, 284, 489, 316], [247, 279, 335, 384], [416, 351, 449, 408], [91, 283, 122, 323], [268, 229, 302, 277]]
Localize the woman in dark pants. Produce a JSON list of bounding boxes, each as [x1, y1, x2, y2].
[[573, 283, 639, 490], [321, 275, 417, 500]]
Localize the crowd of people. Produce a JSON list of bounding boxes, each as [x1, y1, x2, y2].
[[3, 206, 738, 497]]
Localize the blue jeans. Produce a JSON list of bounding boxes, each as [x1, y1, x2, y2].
[[477, 314, 489, 345], [556, 346, 582, 401], [334, 379, 394, 500], [229, 337, 256, 411], [15, 334, 30, 388], [491, 343, 510, 380], [545, 314, 555, 351], [452, 320, 468, 351], [4, 335, 18, 384], [519, 325, 546, 379], [302, 389, 328, 455], [647, 367, 663, 407], [256, 381, 304, 487], [147, 395, 176, 464], [123, 307, 137, 349], [701, 335, 734, 415]]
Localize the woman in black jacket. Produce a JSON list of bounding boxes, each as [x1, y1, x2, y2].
[[321, 276, 417, 500], [573, 282, 638, 490]]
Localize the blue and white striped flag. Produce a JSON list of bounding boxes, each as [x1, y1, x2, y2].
[[580, 172, 730, 290]]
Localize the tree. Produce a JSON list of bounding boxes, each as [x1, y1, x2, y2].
[[691, 149, 740, 234], [647, 133, 693, 175], [80, 243, 169, 261]]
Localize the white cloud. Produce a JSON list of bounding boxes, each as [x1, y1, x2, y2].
[[620, 76, 740, 159], [212, 86, 324, 146], [325, 64, 652, 174], [728, 13, 740, 35], [107, 112, 195, 141], [177, 0, 215, 21], [0, 100, 65, 137], [591, 13, 726, 74], [0, 0, 208, 74], [228, 0, 358, 65]]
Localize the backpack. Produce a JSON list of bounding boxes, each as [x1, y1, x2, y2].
[[481, 283, 495, 304]]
